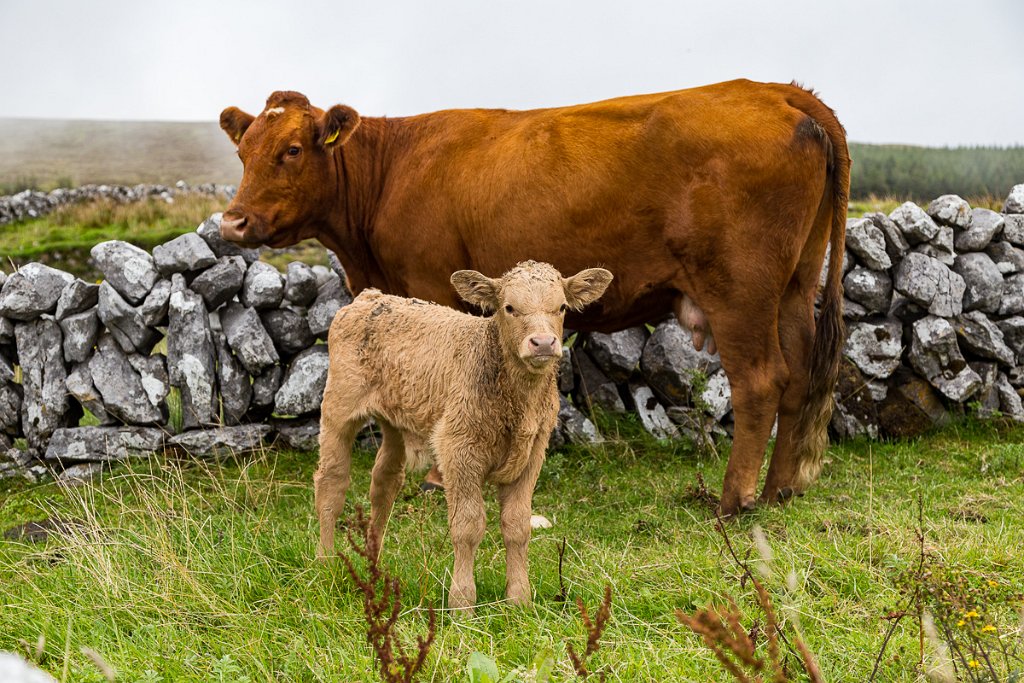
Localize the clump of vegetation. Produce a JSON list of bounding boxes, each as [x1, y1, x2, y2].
[[340, 506, 437, 683], [567, 585, 613, 680]]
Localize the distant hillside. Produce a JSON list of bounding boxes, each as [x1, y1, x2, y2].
[[2, 118, 1022, 202], [0, 118, 240, 192]]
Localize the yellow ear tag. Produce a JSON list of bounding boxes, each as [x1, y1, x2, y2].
[[323, 129, 340, 145]]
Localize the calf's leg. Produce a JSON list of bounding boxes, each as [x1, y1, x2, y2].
[[444, 472, 487, 613], [498, 442, 546, 605], [368, 422, 407, 556], [314, 415, 363, 558]]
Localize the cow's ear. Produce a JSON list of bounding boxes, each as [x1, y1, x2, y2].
[[317, 104, 361, 148], [451, 270, 499, 312], [220, 107, 255, 146], [563, 268, 613, 311]]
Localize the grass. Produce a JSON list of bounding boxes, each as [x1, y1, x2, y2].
[[1, 415, 1022, 681], [0, 196, 329, 279], [847, 193, 1004, 218]]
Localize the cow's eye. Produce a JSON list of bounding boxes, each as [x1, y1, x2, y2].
[[286, 146, 301, 157], [504, 304, 515, 315]]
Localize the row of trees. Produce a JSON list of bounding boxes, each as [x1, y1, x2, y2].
[[849, 143, 1024, 202]]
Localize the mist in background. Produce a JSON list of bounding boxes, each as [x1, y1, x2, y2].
[[1, 0, 1022, 146]]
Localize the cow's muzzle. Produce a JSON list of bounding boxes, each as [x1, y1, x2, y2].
[[220, 214, 249, 244]]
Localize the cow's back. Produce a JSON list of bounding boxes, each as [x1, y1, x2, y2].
[[370, 80, 835, 330]]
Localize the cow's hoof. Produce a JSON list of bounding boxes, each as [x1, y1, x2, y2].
[[718, 496, 757, 518], [777, 487, 794, 502]]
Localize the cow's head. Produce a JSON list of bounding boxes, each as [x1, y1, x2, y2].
[[451, 261, 613, 374], [219, 91, 361, 248]]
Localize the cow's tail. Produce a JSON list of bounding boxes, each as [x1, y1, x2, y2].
[[791, 98, 850, 492]]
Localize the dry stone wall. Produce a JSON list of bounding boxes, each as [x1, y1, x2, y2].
[[2, 185, 1024, 483]]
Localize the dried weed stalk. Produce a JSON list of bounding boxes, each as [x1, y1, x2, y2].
[[567, 584, 613, 680], [676, 520, 823, 682], [339, 506, 436, 683]]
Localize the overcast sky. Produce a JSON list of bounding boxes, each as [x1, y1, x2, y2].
[[1, 0, 1021, 146]]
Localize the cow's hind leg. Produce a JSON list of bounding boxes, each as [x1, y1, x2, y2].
[[368, 421, 407, 556], [314, 410, 363, 559], [700, 301, 788, 516], [761, 283, 816, 503]]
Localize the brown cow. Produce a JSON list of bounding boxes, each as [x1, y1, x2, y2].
[[219, 80, 849, 515], [316, 262, 612, 611]]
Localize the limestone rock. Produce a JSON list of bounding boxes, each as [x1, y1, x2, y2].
[[831, 361, 879, 440], [169, 424, 272, 457], [139, 278, 172, 327], [55, 279, 99, 320], [914, 226, 954, 266], [585, 327, 646, 383], [926, 194, 971, 229], [557, 346, 575, 394], [65, 363, 113, 425], [985, 241, 1024, 275], [573, 350, 626, 414], [844, 319, 903, 379], [996, 316, 1024, 362], [628, 382, 677, 440], [890, 201, 940, 245], [864, 211, 910, 260], [128, 353, 170, 415], [0, 263, 74, 321], [640, 318, 720, 405], [45, 426, 165, 462], [284, 262, 319, 307], [307, 275, 352, 338], [89, 335, 165, 425], [0, 380, 22, 436], [152, 232, 217, 274], [274, 346, 329, 416], [90, 240, 158, 304], [249, 364, 283, 418], [97, 282, 156, 353], [1003, 215, 1024, 247], [700, 369, 732, 421], [58, 462, 105, 483], [909, 316, 982, 402], [1003, 184, 1024, 214], [893, 252, 965, 317], [845, 217, 891, 270], [953, 311, 1016, 367], [271, 417, 320, 451], [261, 308, 315, 358], [955, 208, 1003, 252], [952, 252, 1004, 314], [554, 396, 602, 445], [220, 302, 279, 374], [189, 256, 244, 310], [240, 261, 284, 310], [214, 331, 251, 426], [878, 372, 949, 438], [996, 372, 1024, 420], [167, 286, 217, 429], [16, 317, 73, 448], [999, 274, 1024, 316], [60, 307, 99, 364], [843, 267, 892, 314]]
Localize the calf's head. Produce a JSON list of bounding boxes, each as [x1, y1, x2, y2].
[[219, 91, 361, 248], [451, 261, 613, 373]]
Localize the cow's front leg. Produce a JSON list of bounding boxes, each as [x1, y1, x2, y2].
[[498, 441, 546, 606], [444, 470, 486, 614]]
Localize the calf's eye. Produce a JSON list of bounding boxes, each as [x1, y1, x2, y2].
[[504, 304, 515, 315], [287, 146, 301, 157]]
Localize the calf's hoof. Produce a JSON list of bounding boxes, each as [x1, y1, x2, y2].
[[717, 495, 757, 518]]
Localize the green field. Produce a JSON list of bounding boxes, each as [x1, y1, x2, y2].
[[2, 415, 1023, 682]]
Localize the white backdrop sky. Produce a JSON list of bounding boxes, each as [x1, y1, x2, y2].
[[1, 0, 1021, 146]]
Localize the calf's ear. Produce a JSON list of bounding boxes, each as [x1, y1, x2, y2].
[[563, 268, 614, 311], [318, 104, 361, 148], [220, 107, 255, 146], [451, 270, 500, 312]]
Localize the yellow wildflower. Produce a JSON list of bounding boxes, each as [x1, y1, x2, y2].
[[988, 580, 998, 587], [957, 619, 966, 627], [968, 660, 980, 668], [964, 610, 980, 619], [982, 624, 996, 633]]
